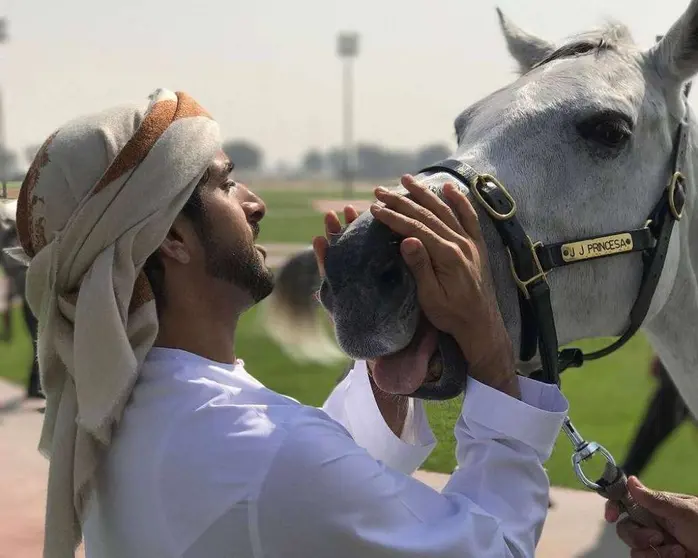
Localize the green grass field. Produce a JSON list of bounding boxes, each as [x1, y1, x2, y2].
[[256, 188, 374, 244], [2, 185, 697, 496]]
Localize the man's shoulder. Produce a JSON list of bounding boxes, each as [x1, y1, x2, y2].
[[156, 372, 344, 482], [154, 384, 349, 542]]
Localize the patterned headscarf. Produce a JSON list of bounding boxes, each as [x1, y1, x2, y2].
[[9, 88, 221, 557]]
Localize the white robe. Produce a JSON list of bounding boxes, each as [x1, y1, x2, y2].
[[82, 347, 568, 557]]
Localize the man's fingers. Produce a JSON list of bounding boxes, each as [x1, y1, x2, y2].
[[617, 518, 665, 549], [628, 477, 686, 521], [325, 211, 342, 237], [444, 182, 482, 242], [606, 500, 622, 523], [631, 544, 686, 558], [370, 203, 453, 257], [400, 238, 440, 295], [312, 236, 328, 278], [398, 175, 465, 234], [343, 205, 360, 225], [374, 187, 463, 246]]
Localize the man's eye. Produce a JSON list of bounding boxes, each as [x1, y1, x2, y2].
[[221, 180, 237, 192]]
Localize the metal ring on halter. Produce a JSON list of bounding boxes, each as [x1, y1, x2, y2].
[[469, 174, 517, 221], [668, 171, 685, 221], [571, 441, 617, 491]]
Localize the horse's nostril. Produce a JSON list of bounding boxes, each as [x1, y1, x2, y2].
[[379, 265, 402, 288]]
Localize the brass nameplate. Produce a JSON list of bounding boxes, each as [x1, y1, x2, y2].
[[561, 233, 634, 263]]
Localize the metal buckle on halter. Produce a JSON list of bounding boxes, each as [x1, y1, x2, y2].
[[563, 418, 617, 491], [668, 171, 686, 221], [506, 239, 548, 299], [470, 174, 517, 221]]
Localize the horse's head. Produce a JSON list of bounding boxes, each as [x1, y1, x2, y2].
[[320, 1, 698, 398]]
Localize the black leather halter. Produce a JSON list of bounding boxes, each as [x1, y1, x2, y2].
[[418, 115, 689, 387]]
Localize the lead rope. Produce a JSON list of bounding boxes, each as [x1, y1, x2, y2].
[[560, 418, 662, 529]]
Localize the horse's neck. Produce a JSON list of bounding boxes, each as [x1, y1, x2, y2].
[[643, 123, 698, 418]]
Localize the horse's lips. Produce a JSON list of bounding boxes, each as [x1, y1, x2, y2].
[[371, 319, 439, 395]]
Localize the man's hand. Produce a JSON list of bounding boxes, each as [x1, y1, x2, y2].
[[311, 204, 359, 284], [370, 175, 519, 399], [605, 476, 698, 557], [312, 205, 408, 437]]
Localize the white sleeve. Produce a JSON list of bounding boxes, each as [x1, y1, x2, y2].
[[321, 360, 436, 474], [255, 375, 568, 558]]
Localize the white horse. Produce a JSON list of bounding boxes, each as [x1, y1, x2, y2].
[[265, 1, 698, 416]]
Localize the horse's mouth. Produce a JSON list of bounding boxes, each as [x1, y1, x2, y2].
[[371, 315, 443, 395]]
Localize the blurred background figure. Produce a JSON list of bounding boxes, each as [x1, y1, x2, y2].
[[0, 200, 41, 399]]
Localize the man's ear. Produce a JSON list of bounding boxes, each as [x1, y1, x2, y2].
[[159, 215, 194, 265]]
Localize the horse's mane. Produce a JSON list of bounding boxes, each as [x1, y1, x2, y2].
[[531, 22, 636, 71]]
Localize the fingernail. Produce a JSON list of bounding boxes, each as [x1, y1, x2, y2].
[[370, 203, 382, 213], [375, 186, 388, 194], [649, 534, 663, 546]]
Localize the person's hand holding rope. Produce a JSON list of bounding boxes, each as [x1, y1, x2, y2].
[[605, 475, 698, 557]]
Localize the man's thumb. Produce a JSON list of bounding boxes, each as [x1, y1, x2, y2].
[[628, 477, 678, 519], [401, 238, 427, 271]]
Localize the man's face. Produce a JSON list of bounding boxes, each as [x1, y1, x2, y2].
[[195, 151, 274, 305]]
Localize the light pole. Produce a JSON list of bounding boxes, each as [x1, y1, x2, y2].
[[0, 16, 7, 199], [337, 32, 359, 199]]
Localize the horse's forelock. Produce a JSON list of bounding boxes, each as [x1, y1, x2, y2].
[[530, 23, 636, 71]]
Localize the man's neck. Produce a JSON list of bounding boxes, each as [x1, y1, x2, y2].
[[154, 304, 239, 365]]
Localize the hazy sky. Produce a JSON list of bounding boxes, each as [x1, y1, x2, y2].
[[0, 0, 693, 168]]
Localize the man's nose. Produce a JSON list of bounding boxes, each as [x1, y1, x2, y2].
[[238, 184, 266, 222]]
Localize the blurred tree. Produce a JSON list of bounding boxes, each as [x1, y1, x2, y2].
[[414, 143, 451, 171], [25, 144, 43, 165], [302, 150, 324, 174], [222, 140, 263, 171], [304, 142, 453, 180]]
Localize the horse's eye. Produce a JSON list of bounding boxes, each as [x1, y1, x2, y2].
[[577, 114, 632, 149]]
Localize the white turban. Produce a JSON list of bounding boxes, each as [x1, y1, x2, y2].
[[9, 88, 221, 557]]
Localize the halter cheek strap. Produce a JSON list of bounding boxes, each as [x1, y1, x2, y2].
[[419, 158, 563, 383]]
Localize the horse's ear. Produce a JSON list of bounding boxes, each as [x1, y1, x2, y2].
[[649, 0, 698, 85], [496, 8, 556, 74]]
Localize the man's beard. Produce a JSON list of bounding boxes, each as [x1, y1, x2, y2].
[[203, 235, 275, 303]]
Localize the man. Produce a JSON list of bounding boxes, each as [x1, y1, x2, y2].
[[11, 89, 569, 558]]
